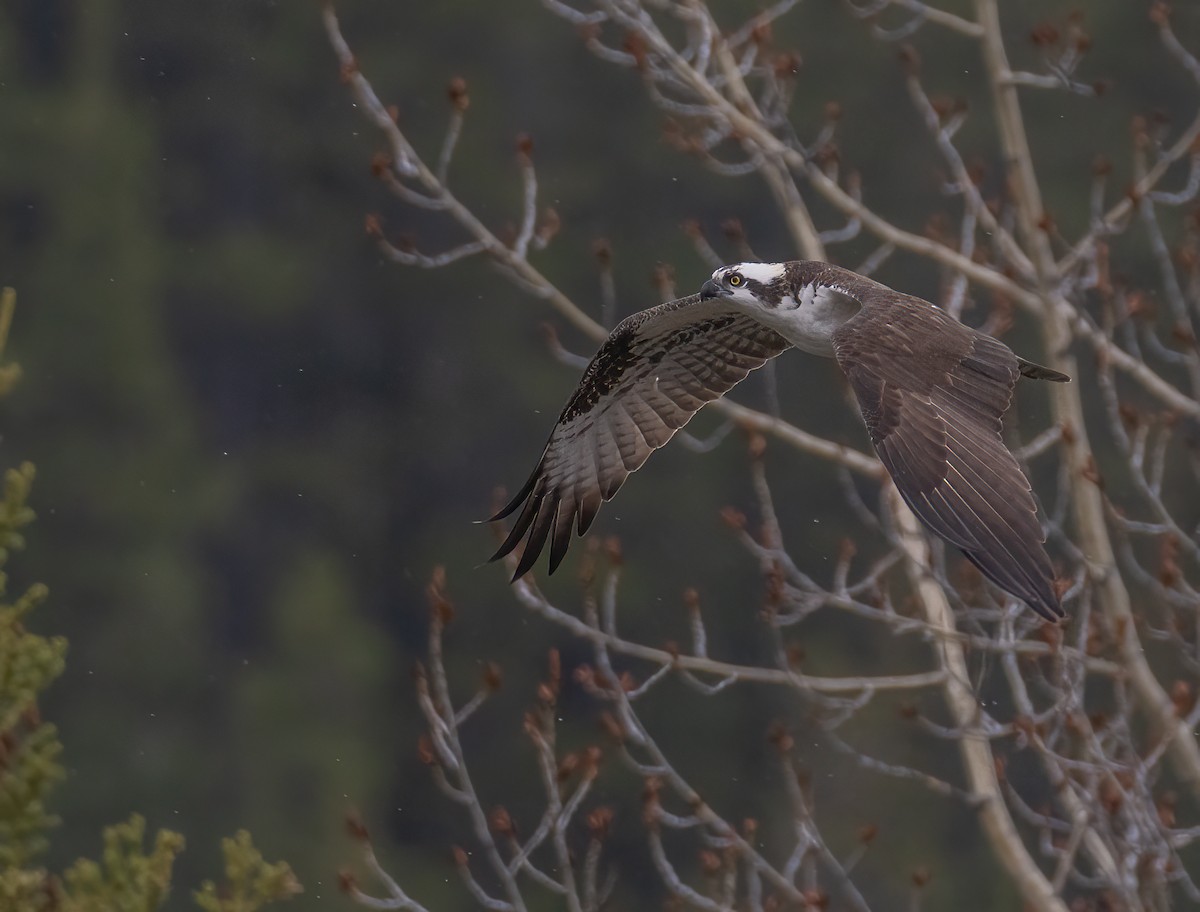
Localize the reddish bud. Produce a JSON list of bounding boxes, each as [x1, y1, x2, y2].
[[426, 565, 454, 624], [768, 722, 794, 753], [1158, 792, 1177, 828], [447, 76, 469, 111], [537, 207, 561, 244], [838, 537, 857, 563], [699, 850, 722, 874], [605, 536, 623, 567], [345, 810, 370, 843], [642, 776, 662, 808], [1099, 776, 1124, 815], [1171, 679, 1195, 717], [369, 153, 391, 178], [515, 133, 534, 167], [721, 218, 745, 243], [582, 745, 602, 777], [490, 806, 516, 838], [557, 753, 579, 783], [592, 237, 613, 266], [599, 711, 625, 742], [587, 806, 614, 839], [417, 733, 435, 766], [1029, 22, 1060, 47], [1036, 621, 1063, 651], [773, 52, 802, 79], [720, 506, 747, 530], [622, 31, 648, 69], [479, 661, 503, 693], [803, 889, 830, 910], [1160, 533, 1181, 587], [1171, 321, 1197, 347]]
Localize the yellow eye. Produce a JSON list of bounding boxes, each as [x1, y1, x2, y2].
[[728, 273, 743, 287]]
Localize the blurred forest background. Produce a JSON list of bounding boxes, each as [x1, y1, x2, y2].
[[4, 0, 1200, 909]]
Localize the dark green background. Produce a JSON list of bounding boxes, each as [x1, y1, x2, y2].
[[3, 1, 1197, 907]]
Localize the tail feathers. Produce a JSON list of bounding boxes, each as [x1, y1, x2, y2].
[[1017, 357, 1071, 383]]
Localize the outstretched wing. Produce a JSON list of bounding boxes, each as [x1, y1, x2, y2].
[[832, 296, 1063, 620], [492, 294, 791, 579]]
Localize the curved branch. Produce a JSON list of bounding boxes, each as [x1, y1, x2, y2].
[[890, 487, 1068, 912], [975, 0, 1200, 798]]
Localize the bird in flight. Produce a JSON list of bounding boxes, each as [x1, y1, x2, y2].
[[490, 260, 1069, 620]]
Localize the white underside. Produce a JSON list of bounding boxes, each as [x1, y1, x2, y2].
[[766, 284, 861, 357]]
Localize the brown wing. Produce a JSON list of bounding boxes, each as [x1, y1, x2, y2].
[[832, 296, 1063, 620], [492, 294, 791, 579]]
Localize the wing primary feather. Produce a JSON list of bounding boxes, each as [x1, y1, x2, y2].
[[1017, 358, 1071, 383], [960, 550, 1062, 620], [548, 498, 575, 575], [490, 489, 544, 563], [490, 460, 543, 522], [576, 442, 604, 535], [512, 496, 557, 580]]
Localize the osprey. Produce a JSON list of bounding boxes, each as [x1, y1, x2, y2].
[[491, 260, 1070, 621]]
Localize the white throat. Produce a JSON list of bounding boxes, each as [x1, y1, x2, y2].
[[770, 284, 860, 357]]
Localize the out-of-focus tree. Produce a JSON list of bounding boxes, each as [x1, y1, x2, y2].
[[0, 288, 301, 912], [326, 2, 1200, 909]]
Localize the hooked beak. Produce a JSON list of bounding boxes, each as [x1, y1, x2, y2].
[[700, 279, 728, 300]]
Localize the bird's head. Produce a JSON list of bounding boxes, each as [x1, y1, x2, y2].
[[699, 260, 860, 355], [699, 262, 790, 310]]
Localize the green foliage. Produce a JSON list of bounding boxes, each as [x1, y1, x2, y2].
[[0, 615, 63, 864], [0, 284, 62, 910], [193, 831, 304, 912], [60, 815, 184, 912], [0, 291, 300, 912]]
